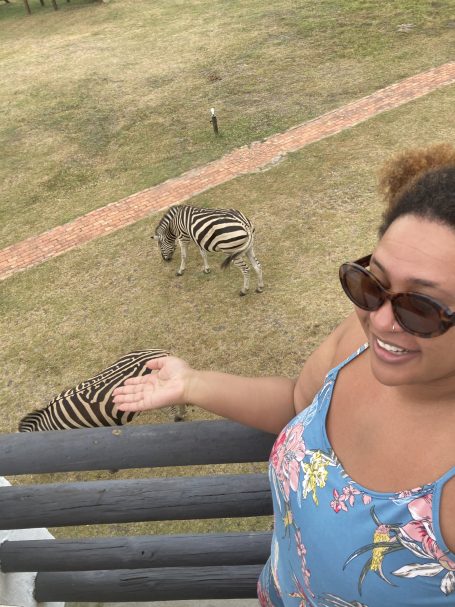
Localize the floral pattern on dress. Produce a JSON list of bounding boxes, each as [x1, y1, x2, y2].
[[319, 594, 369, 607], [393, 494, 455, 595], [344, 496, 455, 597], [258, 559, 283, 607], [302, 450, 333, 505], [270, 418, 337, 508], [269, 414, 359, 604], [270, 421, 307, 503], [289, 570, 312, 606], [330, 484, 372, 512], [258, 578, 277, 607]]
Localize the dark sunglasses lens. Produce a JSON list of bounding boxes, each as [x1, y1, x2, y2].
[[394, 295, 443, 337], [341, 267, 383, 310]]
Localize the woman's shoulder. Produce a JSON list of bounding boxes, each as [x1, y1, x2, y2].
[[294, 312, 366, 412], [331, 312, 368, 365]]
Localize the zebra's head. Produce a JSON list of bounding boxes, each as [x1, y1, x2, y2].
[[153, 213, 177, 261]]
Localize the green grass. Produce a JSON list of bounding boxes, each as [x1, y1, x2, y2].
[[1, 83, 454, 538], [1, 0, 454, 246]]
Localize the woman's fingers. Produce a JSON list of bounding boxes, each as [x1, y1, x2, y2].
[[121, 374, 155, 386], [146, 357, 167, 371], [114, 398, 146, 412], [113, 381, 150, 396], [113, 389, 144, 403]]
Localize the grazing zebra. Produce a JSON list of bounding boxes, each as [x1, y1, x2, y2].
[[18, 349, 187, 432], [153, 204, 264, 296]]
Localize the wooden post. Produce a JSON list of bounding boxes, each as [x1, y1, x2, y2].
[[23, 0, 31, 14], [210, 107, 219, 135]]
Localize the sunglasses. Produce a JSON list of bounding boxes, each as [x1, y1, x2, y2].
[[339, 254, 455, 338]]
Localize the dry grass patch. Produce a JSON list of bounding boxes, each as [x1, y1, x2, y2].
[[1, 0, 454, 246]]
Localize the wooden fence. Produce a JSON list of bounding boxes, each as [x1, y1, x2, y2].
[[0, 420, 276, 601]]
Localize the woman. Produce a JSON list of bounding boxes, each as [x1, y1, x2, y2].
[[113, 144, 455, 607]]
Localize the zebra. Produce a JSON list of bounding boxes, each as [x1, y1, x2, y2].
[[18, 349, 187, 432], [153, 204, 264, 296]]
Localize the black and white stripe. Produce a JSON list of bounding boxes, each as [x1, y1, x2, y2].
[[18, 350, 186, 432], [154, 205, 263, 296]]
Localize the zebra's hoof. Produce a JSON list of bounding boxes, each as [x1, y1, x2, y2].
[[239, 290, 248, 297], [176, 271, 183, 277], [203, 268, 211, 274], [256, 287, 264, 293]]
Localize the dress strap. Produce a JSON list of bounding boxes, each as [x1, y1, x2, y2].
[[436, 466, 455, 485], [326, 342, 369, 381], [432, 466, 455, 558]]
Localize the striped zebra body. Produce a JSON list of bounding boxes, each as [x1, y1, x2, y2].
[[154, 205, 264, 296], [18, 350, 186, 432]]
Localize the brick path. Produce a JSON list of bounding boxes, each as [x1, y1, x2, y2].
[[1, 62, 454, 281]]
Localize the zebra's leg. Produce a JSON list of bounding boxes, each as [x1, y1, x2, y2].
[[167, 404, 187, 421], [232, 256, 250, 296], [198, 247, 211, 274], [176, 239, 189, 276], [246, 247, 264, 293], [174, 404, 187, 422]]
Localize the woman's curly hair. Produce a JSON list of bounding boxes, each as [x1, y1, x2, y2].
[[378, 143, 455, 236]]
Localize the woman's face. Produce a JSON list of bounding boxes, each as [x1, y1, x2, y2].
[[356, 215, 455, 391]]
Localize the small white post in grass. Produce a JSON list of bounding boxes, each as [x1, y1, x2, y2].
[[210, 107, 219, 135]]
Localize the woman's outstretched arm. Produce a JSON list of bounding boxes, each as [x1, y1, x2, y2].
[[113, 313, 363, 434], [113, 355, 296, 434]]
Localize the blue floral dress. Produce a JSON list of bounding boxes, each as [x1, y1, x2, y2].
[[258, 345, 455, 607]]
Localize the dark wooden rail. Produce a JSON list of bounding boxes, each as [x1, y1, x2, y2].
[[0, 474, 272, 529], [0, 420, 275, 474], [35, 565, 265, 601], [0, 420, 276, 602], [0, 531, 272, 572]]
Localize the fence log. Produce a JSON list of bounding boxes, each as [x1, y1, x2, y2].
[[0, 531, 272, 572], [0, 421, 276, 601], [0, 474, 272, 529], [34, 565, 264, 601], [0, 420, 276, 475]]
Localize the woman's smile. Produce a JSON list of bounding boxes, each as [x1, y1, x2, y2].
[[372, 334, 420, 363]]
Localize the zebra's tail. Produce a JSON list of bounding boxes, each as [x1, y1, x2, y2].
[[221, 231, 254, 270], [221, 251, 241, 270]]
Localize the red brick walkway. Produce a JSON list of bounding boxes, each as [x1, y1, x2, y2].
[[1, 62, 454, 281]]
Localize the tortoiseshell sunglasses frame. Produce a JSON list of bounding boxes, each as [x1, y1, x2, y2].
[[339, 254, 455, 338]]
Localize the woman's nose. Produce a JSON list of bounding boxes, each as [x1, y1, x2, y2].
[[369, 299, 397, 333]]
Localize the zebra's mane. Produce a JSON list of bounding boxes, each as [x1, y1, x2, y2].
[[155, 206, 180, 233]]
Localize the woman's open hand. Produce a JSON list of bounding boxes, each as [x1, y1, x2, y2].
[[113, 356, 192, 412]]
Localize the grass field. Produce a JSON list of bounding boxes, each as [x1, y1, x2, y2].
[[1, 0, 454, 247], [2, 83, 454, 538], [1, 0, 454, 539]]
